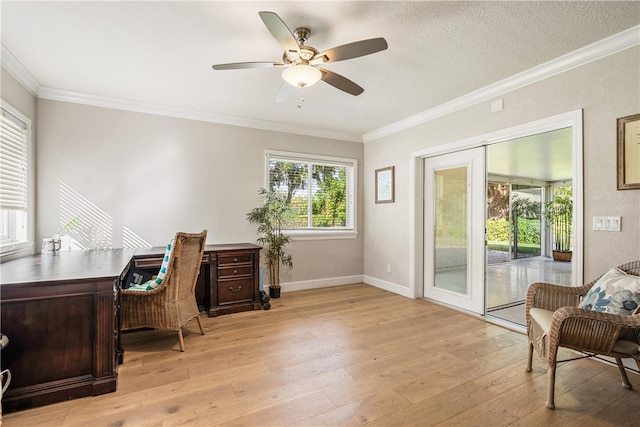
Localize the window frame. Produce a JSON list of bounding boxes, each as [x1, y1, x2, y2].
[[265, 150, 358, 240], [0, 101, 34, 260]]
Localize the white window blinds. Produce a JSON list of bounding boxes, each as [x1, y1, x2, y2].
[[0, 108, 28, 211], [267, 151, 356, 231]]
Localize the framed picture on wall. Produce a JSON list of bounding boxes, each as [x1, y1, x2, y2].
[[617, 113, 640, 190], [375, 166, 395, 203]]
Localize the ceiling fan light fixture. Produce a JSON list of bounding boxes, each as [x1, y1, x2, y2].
[[282, 64, 322, 88]]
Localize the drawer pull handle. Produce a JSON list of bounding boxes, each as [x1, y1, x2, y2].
[[233, 269, 238, 274], [229, 285, 242, 292], [233, 258, 238, 262]]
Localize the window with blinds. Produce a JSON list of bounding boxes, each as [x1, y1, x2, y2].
[[1, 105, 31, 253], [267, 150, 357, 233]]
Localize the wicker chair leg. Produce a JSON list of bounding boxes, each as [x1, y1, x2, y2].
[[196, 315, 205, 335], [177, 328, 185, 352], [546, 365, 556, 409], [615, 358, 632, 389], [526, 341, 533, 372]]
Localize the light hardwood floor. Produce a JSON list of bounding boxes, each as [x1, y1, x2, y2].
[[3, 283, 639, 426]]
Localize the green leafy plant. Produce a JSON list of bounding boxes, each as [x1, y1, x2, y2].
[[54, 216, 80, 240], [246, 188, 293, 289], [543, 187, 573, 253]]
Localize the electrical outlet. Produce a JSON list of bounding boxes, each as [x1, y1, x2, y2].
[[387, 264, 392, 273]]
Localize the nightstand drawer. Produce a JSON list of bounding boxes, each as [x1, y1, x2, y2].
[[218, 278, 253, 304], [218, 265, 252, 279]]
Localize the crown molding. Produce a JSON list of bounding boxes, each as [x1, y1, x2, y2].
[[35, 86, 361, 143], [1, 41, 360, 143], [4, 24, 638, 144], [363, 25, 640, 143], [1, 44, 40, 96]]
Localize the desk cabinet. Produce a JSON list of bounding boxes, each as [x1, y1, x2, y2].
[[0, 249, 134, 413], [209, 248, 262, 316]]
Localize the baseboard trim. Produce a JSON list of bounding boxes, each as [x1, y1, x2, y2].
[[362, 275, 413, 298], [276, 274, 413, 299], [279, 275, 364, 293]]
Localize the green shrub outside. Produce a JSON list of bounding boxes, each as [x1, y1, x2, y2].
[[487, 219, 540, 245], [487, 242, 540, 254], [487, 220, 509, 241]]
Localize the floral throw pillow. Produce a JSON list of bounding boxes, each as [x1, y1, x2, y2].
[[579, 268, 640, 315]]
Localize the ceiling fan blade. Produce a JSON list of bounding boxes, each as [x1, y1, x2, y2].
[[311, 38, 388, 65], [320, 69, 364, 96], [259, 11, 300, 54], [212, 61, 284, 70]]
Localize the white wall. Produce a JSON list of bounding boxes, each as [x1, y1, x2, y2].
[[35, 99, 364, 288], [363, 46, 640, 290], [1, 68, 37, 122]]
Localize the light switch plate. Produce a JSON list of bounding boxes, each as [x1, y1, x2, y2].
[[593, 217, 603, 230], [593, 216, 621, 231]]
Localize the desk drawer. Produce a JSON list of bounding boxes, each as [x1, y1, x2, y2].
[[218, 253, 253, 266], [218, 278, 253, 304], [134, 257, 163, 269], [135, 254, 210, 269], [218, 266, 252, 279]]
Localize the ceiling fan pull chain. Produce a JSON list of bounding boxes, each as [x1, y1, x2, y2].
[[297, 86, 305, 109]]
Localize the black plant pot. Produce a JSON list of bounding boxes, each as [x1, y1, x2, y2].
[[269, 287, 281, 299]]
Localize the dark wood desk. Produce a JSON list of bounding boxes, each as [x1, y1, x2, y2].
[[0, 249, 135, 412], [0, 243, 261, 412]]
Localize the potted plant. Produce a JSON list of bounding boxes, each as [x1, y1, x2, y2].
[[246, 188, 293, 298], [43, 216, 80, 254], [543, 187, 573, 262]]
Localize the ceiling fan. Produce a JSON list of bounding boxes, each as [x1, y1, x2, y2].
[[212, 11, 388, 100]]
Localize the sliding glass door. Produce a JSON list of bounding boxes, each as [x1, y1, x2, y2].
[[424, 147, 485, 314]]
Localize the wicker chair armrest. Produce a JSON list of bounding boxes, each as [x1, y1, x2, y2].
[[525, 282, 590, 312], [548, 307, 640, 355]]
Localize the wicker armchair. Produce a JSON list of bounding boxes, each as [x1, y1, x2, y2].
[[526, 260, 640, 409], [121, 230, 207, 352]]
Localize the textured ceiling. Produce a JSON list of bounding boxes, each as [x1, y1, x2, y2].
[[488, 127, 573, 182], [2, 1, 639, 142]]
